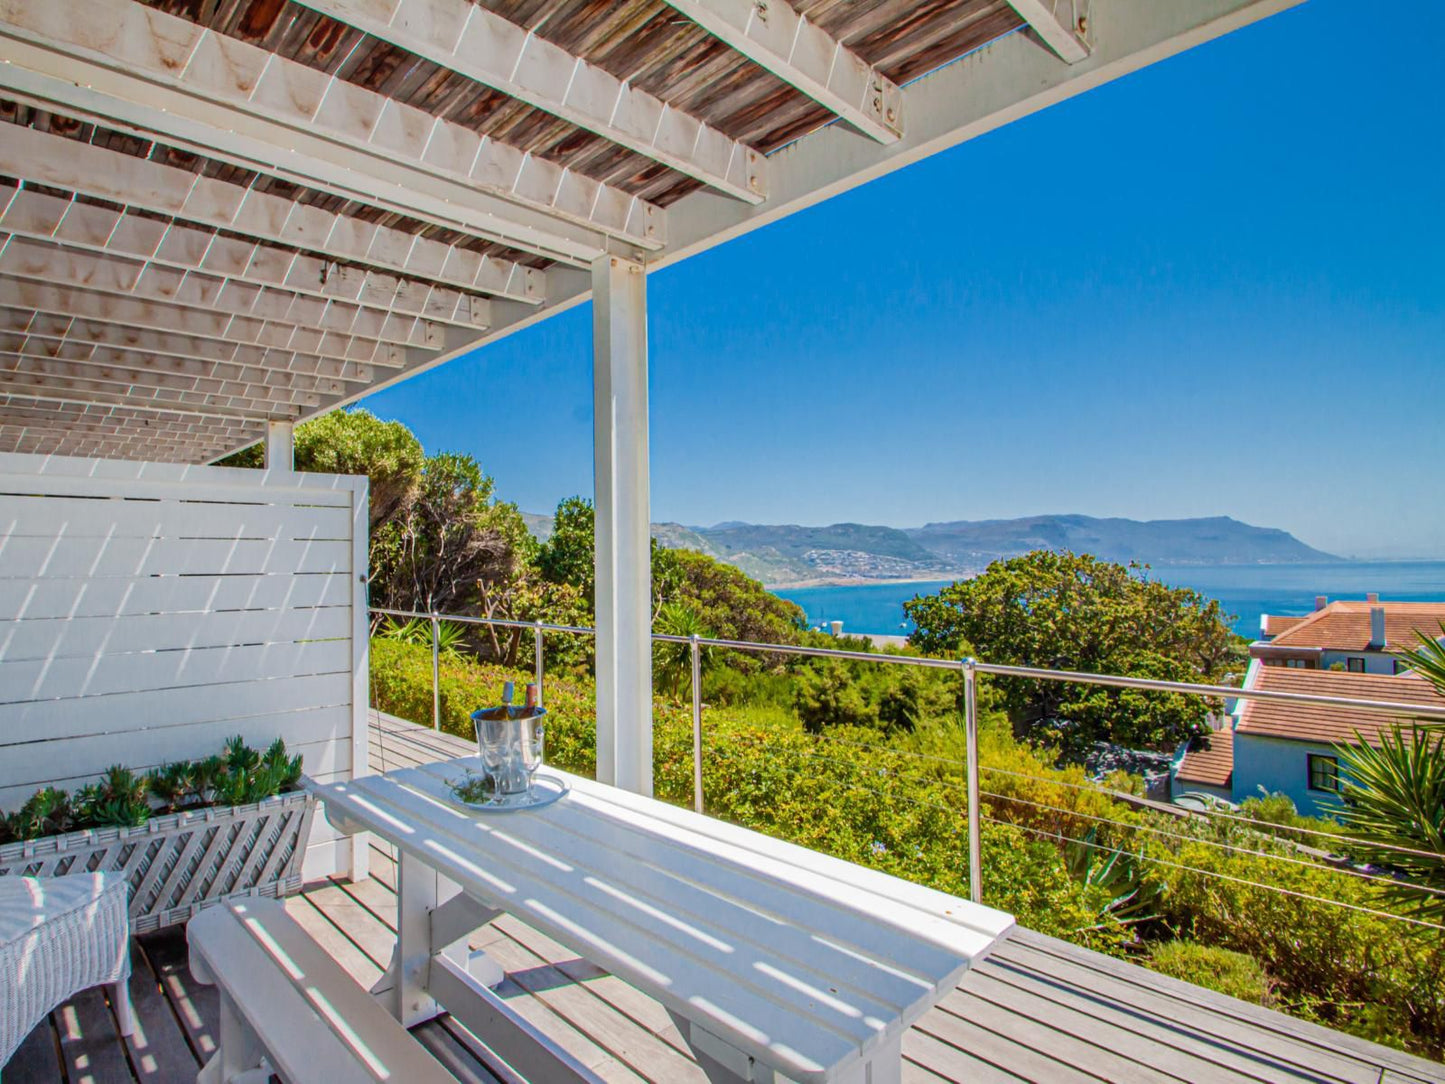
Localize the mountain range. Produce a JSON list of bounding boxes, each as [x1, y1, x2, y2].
[[523, 513, 1339, 587]]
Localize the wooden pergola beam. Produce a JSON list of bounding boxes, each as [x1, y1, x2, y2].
[[660, 0, 904, 143], [0, 126, 545, 305], [0, 240, 455, 352], [0, 287, 406, 369], [296, 0, 764, 203], [0, 188, 491, 331], [0, 0, 662, 263], [3, 309, 390, 378], [1006, 0, 1090, 63]]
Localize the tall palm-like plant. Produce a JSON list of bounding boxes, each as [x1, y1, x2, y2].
[[1333, 724, 1445, 921], [653, 602, 711, 700]]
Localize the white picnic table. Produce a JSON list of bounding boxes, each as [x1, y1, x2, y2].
[[311, 758, 1014, 1084]]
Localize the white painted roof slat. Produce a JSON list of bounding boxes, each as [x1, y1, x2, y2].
[[316, 762, 1014, 1081]]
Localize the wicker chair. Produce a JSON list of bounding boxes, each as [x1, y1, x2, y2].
[[0, 873, 135, 1068]]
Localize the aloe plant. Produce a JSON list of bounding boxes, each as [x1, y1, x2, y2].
[[148, 761, 200, 813], [1065, 827, 1162, 930], [2, 786, 77, 843], [380, 615, 469, 659]]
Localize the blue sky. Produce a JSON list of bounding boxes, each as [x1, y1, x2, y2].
[[364, 0, 1445, 560]]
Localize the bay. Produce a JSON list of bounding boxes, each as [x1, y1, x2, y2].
[[773, 561, 1445, 639]]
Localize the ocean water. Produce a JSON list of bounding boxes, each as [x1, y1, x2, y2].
[[774, 561, 1445, 638]]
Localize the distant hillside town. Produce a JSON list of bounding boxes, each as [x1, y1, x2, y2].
[[523, 513, 1339, 587]]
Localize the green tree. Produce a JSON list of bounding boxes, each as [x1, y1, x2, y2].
[[371, 451, 526, 617], [537, 497, 597, 601], [653, 547, 806, 649], [219, 409, 424, 532], [904, 551, 1238, 755]]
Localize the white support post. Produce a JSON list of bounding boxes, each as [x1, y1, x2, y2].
[[264, 420, 294, 473], [592, 254, 653, 797]]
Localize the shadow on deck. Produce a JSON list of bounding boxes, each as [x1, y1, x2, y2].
[[11, 712, 1443, 1083]]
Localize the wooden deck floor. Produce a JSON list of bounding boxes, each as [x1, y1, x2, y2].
[[11, 713, 1444, 1084]]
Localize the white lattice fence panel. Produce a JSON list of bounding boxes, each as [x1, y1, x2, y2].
[[0, 452, 369, 879], [0, 791, 315, 933]]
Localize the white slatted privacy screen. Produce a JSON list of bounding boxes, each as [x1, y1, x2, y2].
[[0, 453, 369, 879]]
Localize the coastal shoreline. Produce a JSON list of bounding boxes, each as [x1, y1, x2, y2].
[[763, 573, 970, 591]]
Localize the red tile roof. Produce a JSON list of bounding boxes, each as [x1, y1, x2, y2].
[[1261, 614, 1307, 637], [1236, 667, 1445, 746], [1266, 601, 1445, 653], [1177, 727, 1233, 788]]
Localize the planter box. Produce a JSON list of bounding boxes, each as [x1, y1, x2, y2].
[[0, 789, 315, 935]]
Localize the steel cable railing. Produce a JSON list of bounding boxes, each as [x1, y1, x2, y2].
[[368, 605, 1445, 919], [791, 728, 1445, 896]]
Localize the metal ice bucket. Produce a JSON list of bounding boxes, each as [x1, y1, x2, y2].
[[470, 705, 547, 798]]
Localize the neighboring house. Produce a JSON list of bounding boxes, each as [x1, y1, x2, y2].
[[1250, 596, 1445, 674], [1173, 665, 1445, 817], [1172, 724, 1233, 805]]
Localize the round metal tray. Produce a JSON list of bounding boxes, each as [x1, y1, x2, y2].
[[449, 772, 568, 814]]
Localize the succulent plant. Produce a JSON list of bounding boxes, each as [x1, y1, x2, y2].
[[6, 737, 304, 843]]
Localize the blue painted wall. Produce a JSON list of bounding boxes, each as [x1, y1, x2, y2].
[[1232, 733, 1349, 818]]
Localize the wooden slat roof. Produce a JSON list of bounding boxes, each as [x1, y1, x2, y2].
[[0, 0, 1298, 463]]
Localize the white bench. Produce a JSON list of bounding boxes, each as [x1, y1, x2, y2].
[[187, 897, 456, 1084]]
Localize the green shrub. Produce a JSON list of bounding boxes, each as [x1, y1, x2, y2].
[[1148, 940, 1274, 1006], [368, 638, 1445, 1059]]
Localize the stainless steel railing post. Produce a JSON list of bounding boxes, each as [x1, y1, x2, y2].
[[691, 633, 704, 815], [963, 657, 982, 904], [534, 619, 545, 708], [431, 612, 441, 731]]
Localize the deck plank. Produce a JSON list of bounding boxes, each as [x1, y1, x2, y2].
[[54, 986, 135, 1084], [934, 987, 1188, 1084], [493, 915, 693, 1058], [7, 1015, 62, 1082], [285, 891, 385, 987], [1002, 929, 1436, 1083], [142, 928, 221, 1068], [118, 937, 202, 1084], [911, 996, 1105, 1084], [984, 937, 1379, 1084], [482, 920, 705, 1084], [903, 1028, 1026, 1084]]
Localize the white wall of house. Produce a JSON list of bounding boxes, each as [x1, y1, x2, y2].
[[1231, 732, 1347, 818], [1319, 649, 1396, 675], [0, 452, 369, 879]]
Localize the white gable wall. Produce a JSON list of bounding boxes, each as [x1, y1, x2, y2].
[[0, 452, 369, 879]]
